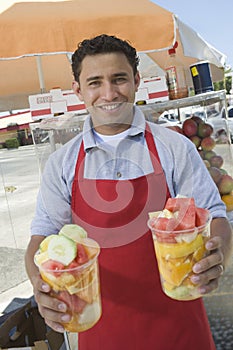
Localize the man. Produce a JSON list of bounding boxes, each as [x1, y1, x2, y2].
[[25, 34, 232, 350]]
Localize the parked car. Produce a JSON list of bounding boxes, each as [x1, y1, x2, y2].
[[224, 106, 233, 142], [208, 106, 233, 143]]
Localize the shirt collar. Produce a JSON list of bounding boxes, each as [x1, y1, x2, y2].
[[82, 106, 146, 152]]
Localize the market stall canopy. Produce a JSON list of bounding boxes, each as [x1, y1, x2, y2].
[[0, 0, 227, 111]]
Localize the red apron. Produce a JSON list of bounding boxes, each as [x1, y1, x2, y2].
[[71, 124, 216, 350]]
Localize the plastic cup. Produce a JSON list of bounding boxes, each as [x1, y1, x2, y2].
[[34, 238, 102, 332], [148, 217, 211, 301]]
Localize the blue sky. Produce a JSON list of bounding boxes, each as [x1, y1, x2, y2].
[[152, 0, 233, 69]]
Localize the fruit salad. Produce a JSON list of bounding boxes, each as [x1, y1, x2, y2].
[[34, 224, 101, 332], [148, 197, 211, 301]]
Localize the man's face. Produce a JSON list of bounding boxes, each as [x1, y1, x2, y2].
[[72, 52, 140, 134]]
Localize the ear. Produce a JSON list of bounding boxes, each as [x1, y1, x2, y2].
[[72, 80, 84, 101], [134, 71, 141, 92]]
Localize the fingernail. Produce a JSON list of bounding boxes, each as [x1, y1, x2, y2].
[[193, 263, 201, 273], [191, 275, 200, 284], [206, 241, 213, 249], [198, 287, 206, 295], [41, 283, 49, 292], [56, 325, 65, 333], [61, 314, 71, 322], [58, 303, 67, 312]]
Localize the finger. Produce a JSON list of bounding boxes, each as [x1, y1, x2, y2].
[[197, 277, 219, 295], [193, 249, 223, 273], [205, 236, 222, 251], [36, 291, 68, 314], [45, 319, 65, 333], [39, 306, 71, 328], [32, 273, 51, 293], [191, 264, 224, 288]]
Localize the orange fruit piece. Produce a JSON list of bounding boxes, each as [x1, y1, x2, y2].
[[221, 193, 233, 211], [154, 233, 204, 259], [158, 257, 193, 287]]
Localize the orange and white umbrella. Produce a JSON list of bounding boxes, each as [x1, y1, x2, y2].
[[0, 0, 226, 111]]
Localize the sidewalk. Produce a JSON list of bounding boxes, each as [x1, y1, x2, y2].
[[0, 145, 39, 314]]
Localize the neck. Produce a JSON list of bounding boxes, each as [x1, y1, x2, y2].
[[94, 123, 131, 135]]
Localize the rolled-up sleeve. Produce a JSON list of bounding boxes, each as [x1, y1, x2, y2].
[[153, 125, 227, 219]]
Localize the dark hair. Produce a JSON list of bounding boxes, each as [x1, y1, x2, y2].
[[71, 34, 139, 82]]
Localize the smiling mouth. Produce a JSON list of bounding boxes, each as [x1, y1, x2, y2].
[[97, 102, 124, 111]]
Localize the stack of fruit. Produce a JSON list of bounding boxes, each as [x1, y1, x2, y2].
[[148, 196, 211, 300], [34, 224, 102, 332], [167, 116, 233, 212]]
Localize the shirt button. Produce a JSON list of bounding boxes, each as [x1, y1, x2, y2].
[[117, 172, 122, 178]]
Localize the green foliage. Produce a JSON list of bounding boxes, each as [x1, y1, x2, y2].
[[5, 138, 19, 149], [214, 76, 232, 94], [213, 68, 232, 94]]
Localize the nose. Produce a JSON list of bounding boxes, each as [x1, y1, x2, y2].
[[101, 82, 118, 101]]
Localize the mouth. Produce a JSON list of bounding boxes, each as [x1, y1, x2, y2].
[[96, 102, 125, 112]]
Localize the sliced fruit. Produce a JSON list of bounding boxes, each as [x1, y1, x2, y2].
[[150, 217, 178, 243], [148, 211, 162, 219], [76, 278, 99, 304], [59, 224, 87, 242], [81, 238, 100, 260], [165, 197, 195, 212], [34, 251, 49, 266], [162, 280, 176, 292], [41, 259, 65, 274], [192, 244, 206, 262], [195, 207, 210, 227], [78, 301, 101, 325], [66, 265, 95, 295], [164, 285, 191, 300], [158, 256, 193, 286], [76, 243, 89, 264], [40, 271, 63, 291], [160, 209, 175, 219], [164, 197, 196, 230], [48, 235, 77, 265], [176, 203, 196, 230], [57, 291, 86, 313], [39, 235, 58, 252], [151, 217, 177, 231], [154, 233, 204, 259]]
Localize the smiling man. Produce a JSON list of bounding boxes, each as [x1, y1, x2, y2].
[[25, 35, 232, 350], [72, 40, 140, 134]]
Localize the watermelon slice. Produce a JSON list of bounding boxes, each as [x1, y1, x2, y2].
[[149, 217, 178, 243], [41, 259, 65, 276], [58, 291, 86, 313], [195, 207, 209, 227], [165, 197, 195, 212], [165, 197, 196, 230]]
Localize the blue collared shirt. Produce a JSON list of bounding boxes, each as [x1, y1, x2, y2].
[[31, 107, 226, 236]]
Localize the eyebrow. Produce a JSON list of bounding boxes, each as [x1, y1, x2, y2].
[[86, 72, 129, 82]]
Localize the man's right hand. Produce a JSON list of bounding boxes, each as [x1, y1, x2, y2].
[[25, 235, 71, 333]]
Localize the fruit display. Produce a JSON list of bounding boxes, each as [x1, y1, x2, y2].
[[168, 115, 233, 211], [34, 224, 101, 332], [148, 197, 211, 301]]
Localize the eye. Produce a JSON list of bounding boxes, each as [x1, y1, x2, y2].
[[113, 77, 127, 84], [88, 80, 101, 87]]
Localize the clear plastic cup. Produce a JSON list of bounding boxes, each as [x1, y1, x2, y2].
[[148, 216, 211, 301], [34, 238, 101, 332]]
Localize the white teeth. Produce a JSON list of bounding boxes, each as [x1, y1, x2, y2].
[[100, 103, 121, 110]]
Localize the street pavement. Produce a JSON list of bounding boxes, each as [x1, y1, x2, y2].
[[0, 144, 233, 349]]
